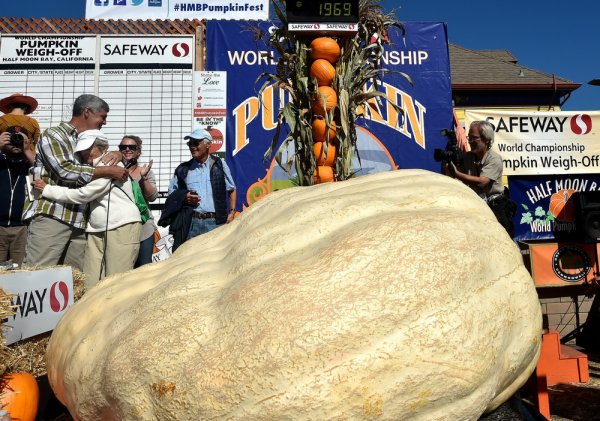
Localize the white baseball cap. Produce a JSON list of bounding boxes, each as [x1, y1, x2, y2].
[[184, 128, 212, 142], [75, 130, 109, 152]]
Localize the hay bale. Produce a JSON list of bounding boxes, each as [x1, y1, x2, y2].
[[0, 266, 86, 377], [0, 288, 14, 377]]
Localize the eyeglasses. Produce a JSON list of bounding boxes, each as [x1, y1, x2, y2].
[[119, 144, 138, 151]]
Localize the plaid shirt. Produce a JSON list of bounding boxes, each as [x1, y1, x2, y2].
[[23, 122, 94, 229]]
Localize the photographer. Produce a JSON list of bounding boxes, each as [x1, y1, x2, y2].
[[0, 93, 41, 151], [445, 120, 515, 236], [446, 121, 504, 200], [0, 130, 34, 265]]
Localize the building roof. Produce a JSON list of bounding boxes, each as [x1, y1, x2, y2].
[[476, 49, 517, 63], [449, 43, 580, 92], [0, 17, 201, 35]]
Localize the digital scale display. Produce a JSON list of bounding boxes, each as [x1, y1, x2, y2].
[[286, 0, 359, 23]]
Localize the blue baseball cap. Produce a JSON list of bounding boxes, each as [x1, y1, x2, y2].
[[184, 128, 212, 142]]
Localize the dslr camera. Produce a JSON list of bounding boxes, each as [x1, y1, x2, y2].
[[7, 126, 26, 148], [433, 129, 463, 176]]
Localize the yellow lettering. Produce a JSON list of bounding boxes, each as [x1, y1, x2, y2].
[[233, 97, 259, 156], [385, 84, 402, 131], [261, 84, 276, 130], [400, 92, 426, 148]]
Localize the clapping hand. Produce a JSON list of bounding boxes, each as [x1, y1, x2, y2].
[[139, 160, 154, 178]]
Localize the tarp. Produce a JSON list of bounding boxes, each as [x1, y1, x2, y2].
[[206, 20, 454, 209], [465, 110, 600, 177], [85, 0, 269, 20]]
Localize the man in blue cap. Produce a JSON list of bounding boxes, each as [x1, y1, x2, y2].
[[164, 128, 236, 246]]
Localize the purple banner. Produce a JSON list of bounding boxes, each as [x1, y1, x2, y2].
[[206, 20, 453, 209]]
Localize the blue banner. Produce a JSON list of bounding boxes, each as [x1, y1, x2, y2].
[[509, 174, 600, 241], [206, 21, 453, 208]]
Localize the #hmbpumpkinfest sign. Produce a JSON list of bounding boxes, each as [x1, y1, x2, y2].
[[85, 0, 269, 21], [206, 21, 454, 209]]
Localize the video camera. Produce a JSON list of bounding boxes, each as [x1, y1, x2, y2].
[[433, 128, 463, 177]]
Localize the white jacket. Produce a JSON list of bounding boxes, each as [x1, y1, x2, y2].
[[42, 157, 141, 233]]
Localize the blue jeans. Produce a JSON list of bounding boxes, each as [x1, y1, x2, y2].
[[187, 217, 218, 240], [186, 218, 218, 240], [135, 234, 155, 268]]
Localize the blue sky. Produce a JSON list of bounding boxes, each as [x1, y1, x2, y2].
[[2, 0, 600, 111]]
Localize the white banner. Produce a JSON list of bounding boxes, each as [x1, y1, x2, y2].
[[465, 110, 600, 176], [0, 35, 96, 65], [194, 70, 227, 154], [0, 267, 74, 345], [85, 0, 269, 21], [101, 36, 194, 65]]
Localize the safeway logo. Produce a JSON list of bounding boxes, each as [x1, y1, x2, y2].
[[50, 281, 69, 312], [172, 43, 190, 57], [571, 114, 592, 135]]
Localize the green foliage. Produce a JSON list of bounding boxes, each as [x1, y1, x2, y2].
[[256, 0, 410, 185]]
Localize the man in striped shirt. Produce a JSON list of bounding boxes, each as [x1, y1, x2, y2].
[[23, 94, 129, 271]]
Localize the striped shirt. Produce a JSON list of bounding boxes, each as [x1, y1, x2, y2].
[[22, 122, 94, 229]]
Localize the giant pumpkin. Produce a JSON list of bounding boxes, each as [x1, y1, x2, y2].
[[46, 170, 542, 420]]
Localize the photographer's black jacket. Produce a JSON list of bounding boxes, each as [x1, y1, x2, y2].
[[0, 154, 29, 227]]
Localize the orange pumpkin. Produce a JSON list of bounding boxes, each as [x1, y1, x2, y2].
[[312, 118, 336, 142], [310, 37, 341, 63], [309, 59, 336, 86], [0, 372, 39, 421], [314, 142, 336, 167], [549, 189, 576, 221], [311, 86, 338, 116], [314, 165, 335, 184]]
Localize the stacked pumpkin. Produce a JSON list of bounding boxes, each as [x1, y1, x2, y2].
[[309, 37, 340, 184]]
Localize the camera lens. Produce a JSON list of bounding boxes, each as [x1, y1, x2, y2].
[[10, 132, 24, 147]]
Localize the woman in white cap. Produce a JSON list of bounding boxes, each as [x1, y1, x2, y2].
[[33, 130, 142, 288]]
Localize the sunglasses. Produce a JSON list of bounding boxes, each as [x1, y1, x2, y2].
[[186, 139, 207, 148], [119, 144, 138, 151]]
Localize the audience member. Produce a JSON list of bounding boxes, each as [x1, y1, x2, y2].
[[160, 128, 236, 251], [33, 130, 142, 288], [23, 94, 128, 270], [119, 135, 158, 267], [0, 130, 34, 265], [0, 93, 41, 151]]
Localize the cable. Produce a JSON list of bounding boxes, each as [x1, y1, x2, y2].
[[99, 183, 113, 280]]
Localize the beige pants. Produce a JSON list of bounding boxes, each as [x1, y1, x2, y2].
[[24, 215, 86, 271], [0, 225, 27, 265], [84, 222, 141, 290]]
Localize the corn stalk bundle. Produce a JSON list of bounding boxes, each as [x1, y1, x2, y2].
[[256, 0, 411, 185]]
